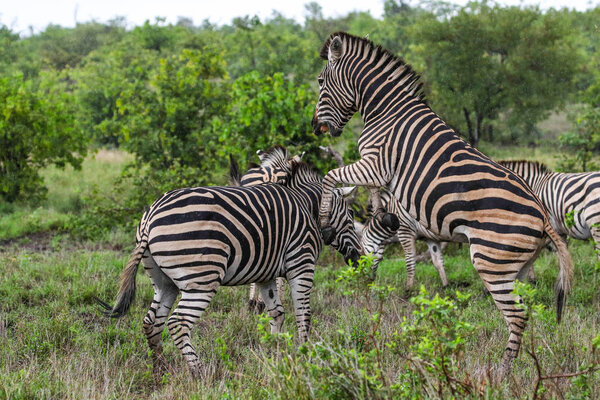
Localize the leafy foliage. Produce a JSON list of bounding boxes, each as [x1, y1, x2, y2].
[[222, 71, 334, 171], [0, 71, 87, 204], [411, 2, 579, 146]]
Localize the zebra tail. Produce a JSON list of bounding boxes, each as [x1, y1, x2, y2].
[[545, 220, 574, 324], [228, 154, 242, 187], [95, 239, 147, 318]]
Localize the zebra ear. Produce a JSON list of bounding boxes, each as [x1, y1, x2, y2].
[[329, 36, 343, 62], [339, 186, 357, 198], [256, 149, 265, 161]]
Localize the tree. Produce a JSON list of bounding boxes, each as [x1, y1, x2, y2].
[[114, 47, 229, 201], [0, 71, 87, 203], [221, 71, 334, 171], [411, 2, 580, 147]]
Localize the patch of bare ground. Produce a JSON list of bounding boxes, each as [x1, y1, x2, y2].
[[0, 231, 125, 253]]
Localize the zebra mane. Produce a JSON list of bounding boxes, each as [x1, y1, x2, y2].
[[497, 160, 552, 175], [320, 31, 425, 102], [289, 160, 322, 185], [257, 145, 288, 167]]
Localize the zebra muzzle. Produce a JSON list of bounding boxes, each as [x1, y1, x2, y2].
[[344, 248, 361, 266], [321, 225, 336, 245], [381, 213, 401, 231]]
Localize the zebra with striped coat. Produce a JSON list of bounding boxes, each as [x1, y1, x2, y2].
[[97, 160, 361, 376], [311, 32, 573, 376], [362, 188, 448, 288], [228, 146, 297, 311], [499, 160, 600, 255]]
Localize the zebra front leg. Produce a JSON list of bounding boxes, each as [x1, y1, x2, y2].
[[256, 280, 285, 334], [398, 234, 417, 289], [320, 158, 390, 244], [426, 241, 448, 287]]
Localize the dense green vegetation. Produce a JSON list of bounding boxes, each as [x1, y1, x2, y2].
[[0, 1, 599, 221], [1, 1, 600, 398]]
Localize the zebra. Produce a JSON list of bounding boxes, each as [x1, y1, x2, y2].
[[311, 32, 573, 377], [232, 147, 296, 187], [96, 159, 361, 376], [498, 160, 600, 256], [228, 146, 297, 312], [362, 188, 449, 288]]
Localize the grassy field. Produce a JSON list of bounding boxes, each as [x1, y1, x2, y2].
[[1, 146, 599, 399]]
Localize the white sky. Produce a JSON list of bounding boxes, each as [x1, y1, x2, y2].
[[0, 0, 597, 35]]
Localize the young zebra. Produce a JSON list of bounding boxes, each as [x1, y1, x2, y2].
[[311, 32, 573, 376], [97, 160, 361, 376], [362, 188, 449, 288], [499, 160, 600, 255]]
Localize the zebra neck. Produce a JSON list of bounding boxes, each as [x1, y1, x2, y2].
[[289, 181, 322, 221], [353, 60, 423, 125]]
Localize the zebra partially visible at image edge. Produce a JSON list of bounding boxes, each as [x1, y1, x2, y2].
[[499, 160, 600, 255], [311, 31, 574, 378]]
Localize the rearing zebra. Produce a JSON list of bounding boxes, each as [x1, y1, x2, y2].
[[97, 159, 361, 376], [499, 160, 600, 255], [311, 32, 573, 376]]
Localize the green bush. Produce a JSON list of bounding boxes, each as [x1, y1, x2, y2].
[[0, 71, 87, 204]]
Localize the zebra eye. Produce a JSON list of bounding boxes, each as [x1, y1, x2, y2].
[[318, 77, 324, 86]]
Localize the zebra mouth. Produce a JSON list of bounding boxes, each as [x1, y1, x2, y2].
[[312, 119, 342, 137]]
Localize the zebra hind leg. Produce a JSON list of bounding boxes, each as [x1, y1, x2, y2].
[[248, 283, 265, 313], [167, 275, 222, 378], [256, 280, 285, 333], [472, 250, 532, 380], [590, 225, 600, 260], [141, 253, 179, 375], [288, 269, 315, 342]]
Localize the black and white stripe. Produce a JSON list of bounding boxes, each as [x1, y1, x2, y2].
[[311, 31, 573, 376], [97, 160, 361, 376], [362, 188, 448, 287], [499, 160, 600, 253]]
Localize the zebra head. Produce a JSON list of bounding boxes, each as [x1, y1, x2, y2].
[[327, 186, 363, 266], [238, 146, 295, 186], [312, 33, 357, 137], [361, 190, 399, 268]]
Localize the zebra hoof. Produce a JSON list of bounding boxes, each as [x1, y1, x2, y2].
[[381, 213, 400, 231], [321, 226, 336, 245]]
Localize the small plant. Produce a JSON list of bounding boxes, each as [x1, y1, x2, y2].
[[389, 286, 476, 397], [513, 280, 600, 399], [565, 209, 581, 229]]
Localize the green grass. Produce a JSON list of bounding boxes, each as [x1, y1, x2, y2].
[[0, 238, 598, 399], [0, 149, 133, 242], [1, 143, 599, 398]]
